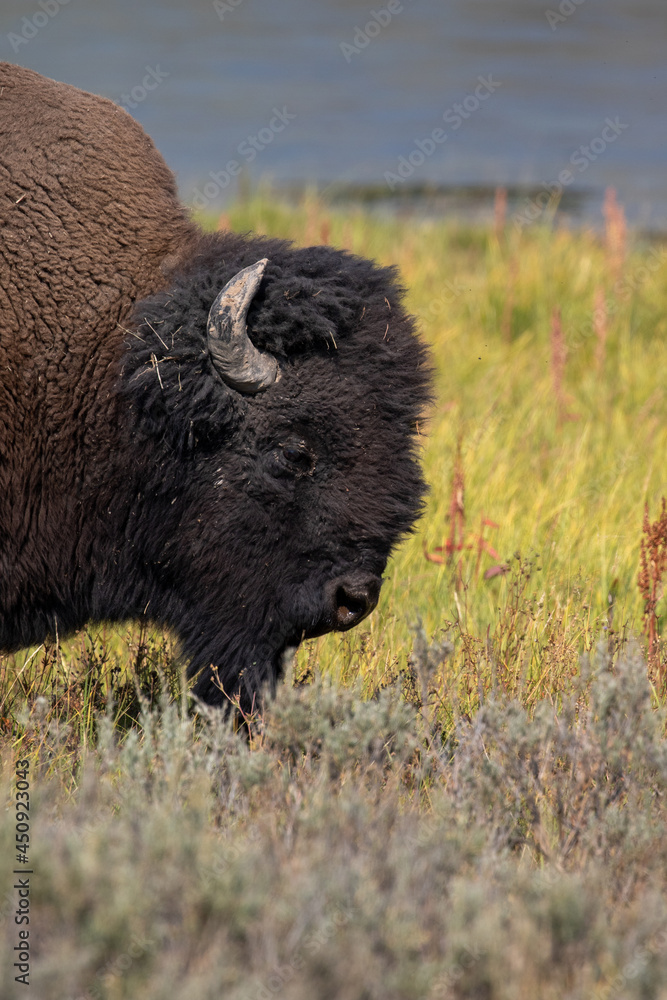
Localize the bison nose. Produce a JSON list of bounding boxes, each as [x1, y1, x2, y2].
[[326, 573, 382, 631]]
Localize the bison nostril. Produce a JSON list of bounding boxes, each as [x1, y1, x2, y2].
[[330, 575, 381, 630], [335, 586, 370, 627]]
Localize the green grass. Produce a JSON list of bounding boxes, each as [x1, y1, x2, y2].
[[1, 195, 667, 998]]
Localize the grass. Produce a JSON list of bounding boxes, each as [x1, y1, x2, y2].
[[1, 192, 667, 998]]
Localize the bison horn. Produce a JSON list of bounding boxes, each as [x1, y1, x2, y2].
[[206, 258, 279, 393]]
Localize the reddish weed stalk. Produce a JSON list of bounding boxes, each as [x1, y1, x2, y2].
[[638, 498, 667, 686], [603, 186, 627, 283], [424, 440, 506, 585], [448, 438, 465, 561], [494, 185, 508, 241]]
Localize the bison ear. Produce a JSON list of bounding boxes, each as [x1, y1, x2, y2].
[[206, 258, 280, 394]]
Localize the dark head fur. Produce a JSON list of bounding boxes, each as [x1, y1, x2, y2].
[[121, 232, 431, 708]]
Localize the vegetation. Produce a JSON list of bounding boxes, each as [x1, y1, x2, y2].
[[1, 191, 666, 998]]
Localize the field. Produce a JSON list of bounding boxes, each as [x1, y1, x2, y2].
[[1, 193, 667, 999]]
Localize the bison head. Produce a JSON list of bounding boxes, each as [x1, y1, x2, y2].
[[121, 232, 431, 712]]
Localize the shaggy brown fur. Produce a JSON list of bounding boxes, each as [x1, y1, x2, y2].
[[0, 62, 198, 590]]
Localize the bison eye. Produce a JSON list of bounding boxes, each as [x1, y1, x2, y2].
[[271, 442, 315, 477]]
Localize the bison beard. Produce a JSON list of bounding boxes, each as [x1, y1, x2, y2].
[[0, 62, 432, 713]]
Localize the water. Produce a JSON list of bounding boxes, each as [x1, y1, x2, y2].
[[2, 0, 666, 229]]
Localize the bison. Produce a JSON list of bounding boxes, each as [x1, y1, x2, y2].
[[0, 63, 431, 711]]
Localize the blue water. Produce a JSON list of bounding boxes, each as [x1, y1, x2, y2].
[[2, 0, 665, 228]]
